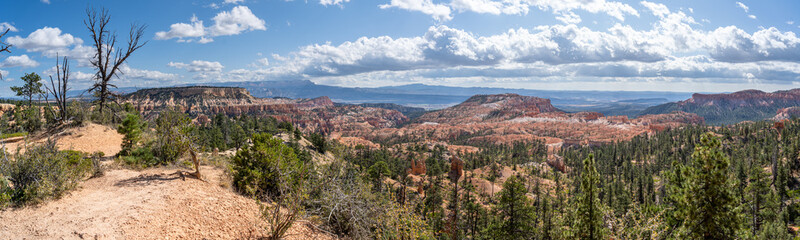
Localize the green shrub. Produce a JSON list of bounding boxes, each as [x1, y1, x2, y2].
[[0, 175, 11, 209], [119, 146, 158, 168], [67, 101, 89, 126], [15, 107, 42, 133], [231, 133, 307, 199], [0, 142, 90, 206], [308, 132, 327, 154], [153, 109, 193, 165], [117, 113, 144, 156]]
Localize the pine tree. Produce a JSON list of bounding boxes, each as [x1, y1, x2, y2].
[[117, 112, 144, 156], [576, 154, 604, 240], [746, 164, 770, 235], [685, 133, 739, 239], [10, 72, 44, 107], [488, 175, 534, 239]]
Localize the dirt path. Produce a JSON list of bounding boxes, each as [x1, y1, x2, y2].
[[4, 123, 123, 156], [0, 165, 333, 239]]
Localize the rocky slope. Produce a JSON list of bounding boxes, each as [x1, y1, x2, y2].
[[338, 93, 703, 147], [774, 107, 800, 121], [121, 86, 407, 133], [641, 89, 800, 125], [123, 87, 702, 149], [415, 94, 560, 124]]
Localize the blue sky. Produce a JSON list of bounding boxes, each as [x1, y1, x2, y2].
[[1, 0, 799, 97]]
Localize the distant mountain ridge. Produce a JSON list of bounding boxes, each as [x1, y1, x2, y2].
[[71, 80, 693, 115], [640, 89, 800, 125]]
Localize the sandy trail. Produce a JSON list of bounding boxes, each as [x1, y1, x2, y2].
[[0, 165, 333, 239], [4, 123, 123, 156]]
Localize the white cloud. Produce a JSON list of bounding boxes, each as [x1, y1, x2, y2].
[[155, 15, 205, 41], [208, 6, 266, 36], [787, 21, 795, 25], [320, 0, 351, 6], [0, 69, 8, 80], [736, 2, 749, 12], [379, 0, 453, 22], [6, 27, 81, 52], [168, 60, 224, 72], [641, 1, 669, 17], [41, 0, 50, 4], [0, 22, 17, 32], [381, 0, 639, 22], [705, 26, 800, 62], [224, 0, 243, 4], [555, 11, 581, 24], [0, 55, 39, 68], [748, 14, 757, 20], [155, 6, 266, 43], [528, 0, 639, 21], [241, 6, 800, 89], [255, 58, 269, 67], [450, 0, 528, 15], [118, 65, 179, 82]]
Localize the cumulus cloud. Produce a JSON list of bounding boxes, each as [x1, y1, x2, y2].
[[236, 4, 800, 89], [0, 22, 17, 32], [155, 6, 266, 43], [0, 55, 39, 68], [705, 26, 800, 62], [155, 15, 205, 41], [3, 27, 95, 66], [6, 27, 81, 52], [641, 1, 669, 17], [748, 14, 757, 20], [168, 60, 225, 72], [382, 0, 639, 22], [380, 0, 453, 22], [118, 65, 180, 83]]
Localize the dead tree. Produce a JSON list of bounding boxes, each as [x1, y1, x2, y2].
[[0, 29, 12, 79], [46, 55, 70, 124], [84, 7, 146, 114]]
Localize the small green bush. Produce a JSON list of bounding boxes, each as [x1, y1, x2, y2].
[[67, 101, 89, 126], [0, 142, 91, 206], [153, 109, 193, 165], [0, 176, 11, 209], [117, 113, 144, 156], [15, 107, 42, 133], [231, 133, 307, 199], [119, 146, 158, 168]]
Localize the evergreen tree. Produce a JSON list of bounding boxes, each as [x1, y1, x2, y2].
[[685, 133, 739, 239], [10, 72, 44, 107], [746, 164, 771, 235], [576, 154, 604, 240], [488, 175, 534, 239], [117, 112, 144, 156]]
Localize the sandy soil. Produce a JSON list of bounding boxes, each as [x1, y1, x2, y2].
[[0, 165, 334, 240], [4, 123, 123, 156]]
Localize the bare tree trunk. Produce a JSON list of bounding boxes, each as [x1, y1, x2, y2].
[[84, 7, 146, 114], [46, 56, 70, 125]]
